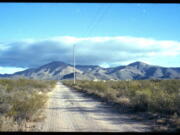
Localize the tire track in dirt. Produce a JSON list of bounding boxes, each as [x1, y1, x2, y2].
[[35, 82, 151, 132]]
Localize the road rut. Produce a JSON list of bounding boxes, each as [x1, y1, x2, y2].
[[35, 82, 151, 132]]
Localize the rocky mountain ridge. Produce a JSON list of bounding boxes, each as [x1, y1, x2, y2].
[[1, 61, 180, 80]]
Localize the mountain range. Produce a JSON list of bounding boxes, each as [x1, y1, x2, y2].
[[0, 61, 180, 80]]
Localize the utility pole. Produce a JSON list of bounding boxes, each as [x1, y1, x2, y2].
[[58, 72, 60, 82], [73, 44, 76, 84]]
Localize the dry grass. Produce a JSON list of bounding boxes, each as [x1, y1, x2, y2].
[[63, 79, 180, 132], [0, 78, 56, 131]]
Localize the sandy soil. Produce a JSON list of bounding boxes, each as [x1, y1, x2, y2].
[[35, 82, 151, 132]]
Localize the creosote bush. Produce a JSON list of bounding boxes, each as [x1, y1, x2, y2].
[[0, 78, 56, 131], [63, 79, 180, 115], [63, 79, 180, 131]]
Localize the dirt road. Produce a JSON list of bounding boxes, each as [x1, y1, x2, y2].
[[35, 82, 151, 132]]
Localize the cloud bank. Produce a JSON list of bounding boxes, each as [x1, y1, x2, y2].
[[0, 67, 26, 74], [0, 36, 180, 69]]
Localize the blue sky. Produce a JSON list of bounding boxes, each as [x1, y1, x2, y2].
[[0, 3, 180, 73]]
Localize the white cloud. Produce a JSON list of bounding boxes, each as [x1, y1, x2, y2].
[[0, 43, 10, 51], [0, 67, 26, 74], [0, 36, 180, 69], [100, 63, 110, 68]]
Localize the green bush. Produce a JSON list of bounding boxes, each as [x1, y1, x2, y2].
[[63, 79, 180, 115], [0, 78, 56, 131]]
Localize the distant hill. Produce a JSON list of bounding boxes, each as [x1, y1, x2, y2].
[[1, 61, 180, 80]]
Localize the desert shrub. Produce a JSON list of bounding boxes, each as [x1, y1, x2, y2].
[[63, 80, 180, 115], [0, 116, 18, 131], [7, 92, 47, 121], [0, 78, 56, 131], [150, 90, 178, 114], [131, 88, 153, 111], [63, 79, 180, 131]]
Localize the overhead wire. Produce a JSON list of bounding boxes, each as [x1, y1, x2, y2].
[[87, 4, 111, 37], [74, 3, 111, 67], [81, 5, 102, 38], [83, 3, 111, 38]]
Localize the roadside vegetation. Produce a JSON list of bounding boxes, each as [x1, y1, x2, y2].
[[0, 78, 56, 131], [63, 79, 180, 132]]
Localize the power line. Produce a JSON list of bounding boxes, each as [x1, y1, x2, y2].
[[84, 4, 111, 37], [83, 5, 103, 37], [73, 4, 111, 84]]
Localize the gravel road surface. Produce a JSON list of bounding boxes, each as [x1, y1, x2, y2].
[[35, 82, 151, 132]]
